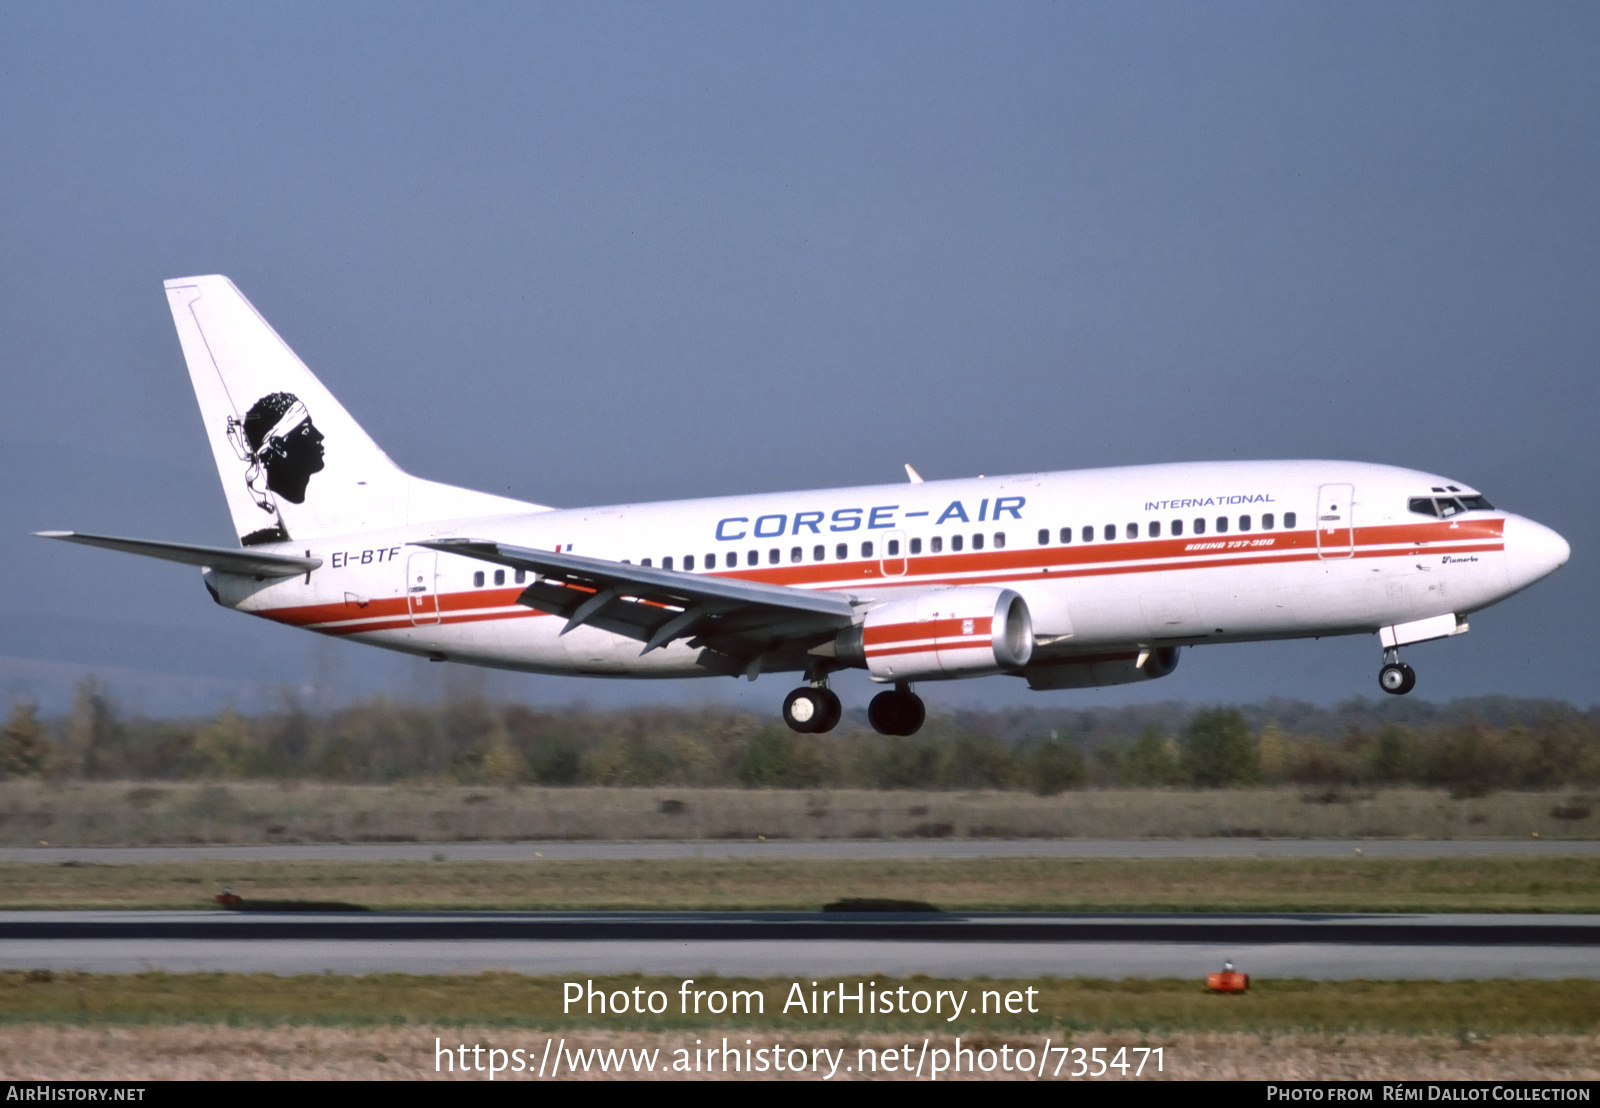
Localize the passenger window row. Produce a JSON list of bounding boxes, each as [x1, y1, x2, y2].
[[471, 568, 527, 588], [1036, 513, 1297, 546], [622, 533, 1012, 573], [471, 507, 1311, 586]]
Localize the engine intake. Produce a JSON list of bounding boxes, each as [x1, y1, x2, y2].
[[837, 587, 1034, 681]]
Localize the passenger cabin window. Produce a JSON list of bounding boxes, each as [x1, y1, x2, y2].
[[515, 569, 526, 584], [836, 543, 848, 560], [1193, 518, 1205, 534], [1059, 527, 1072, 544], [791, 547, 802, 563], [662, 556, 673, 571], [887, 539, 900, 556], [473, 570, 485, 587], [993, 532, 1005, 549], [1038, 529, 1050, 545], [1239, 516, 1251, 532], [705, 553, 716, 569], [1284, 512, 1297, 528], [684, 555, 695, 571], [768, 549, 780, 564], [1126, 523, 1138, 540], [494, 569, 505, 586], [910, 538, 922, 555], [747, 551, 758, 567], [1103, 524, 1116, 541], [813, 545, 825, 561], [930, 536, 943, 553], [972, 533, 984, 550], [951, 535, 964, 552], [861, 541, 873, 558], [641, 558, 652, 568], [1171, 519, 1183, 536], [1261, 514, 1274, 530], [1082, 526, 1094, 542], [1150, 521, 1161, 537], [1216, 517, 1228, 533]]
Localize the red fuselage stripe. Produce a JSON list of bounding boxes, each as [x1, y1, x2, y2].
[[256, 519, 1506, 636]]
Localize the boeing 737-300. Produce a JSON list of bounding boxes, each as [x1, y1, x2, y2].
[[39, 276, 1571, 735]]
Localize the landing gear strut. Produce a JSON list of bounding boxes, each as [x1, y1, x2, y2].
[[782, 684, 843, 733], [868, 682, 926, 736], [1378, 648, 1416, 696]]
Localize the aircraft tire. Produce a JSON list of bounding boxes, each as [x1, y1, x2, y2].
[[1378, 662, 1416, 696], [815, 688, 843, 733], [898, 691, 926, 735], [783, 687, 827, 733], [868, 689, 926, 736]]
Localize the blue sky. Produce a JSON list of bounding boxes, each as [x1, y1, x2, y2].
[[2, 2, 1595, 714]]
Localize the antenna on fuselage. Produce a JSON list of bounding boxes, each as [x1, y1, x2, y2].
[[904, 464, 924, 484]]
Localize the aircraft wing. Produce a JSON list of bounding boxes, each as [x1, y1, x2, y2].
[[415, 539, 859, 661], [36, 531, 322, 577]]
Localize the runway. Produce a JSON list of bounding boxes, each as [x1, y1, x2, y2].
[[3, 910, 1595, 979], [4, 838, 1597, 864]]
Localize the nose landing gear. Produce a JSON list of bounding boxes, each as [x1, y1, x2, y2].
[[782, 684, 843, 733], [867, 682, 926, 736], [1378, 648, 1416, 695]]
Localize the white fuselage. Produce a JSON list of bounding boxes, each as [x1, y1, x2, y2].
[[206, 458, 1568, 684]]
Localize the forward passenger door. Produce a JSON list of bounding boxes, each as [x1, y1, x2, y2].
[[1316, 483, 1355, 559]]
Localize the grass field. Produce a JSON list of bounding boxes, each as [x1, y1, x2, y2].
[[3, 973, 1597, 1034], [5, 1026, 1596, 1081], [4, 856, 1599, 912], [3, 782, 1595, 844], [2, 975, 1597, 1080]]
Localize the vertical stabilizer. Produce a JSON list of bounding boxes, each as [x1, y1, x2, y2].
[[164, 276, 543, 545]]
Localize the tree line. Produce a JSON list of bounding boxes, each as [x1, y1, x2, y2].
[[2, 680, 1597, 795]]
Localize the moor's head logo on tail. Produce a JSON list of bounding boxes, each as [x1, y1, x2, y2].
[[226, 391, 325, 544]]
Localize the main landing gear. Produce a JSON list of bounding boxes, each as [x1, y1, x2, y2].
[[867, 682, 925, 737], [1378, 648, 1417, 696], [782, 684, 843, 733], [780, 680, 927, 736]]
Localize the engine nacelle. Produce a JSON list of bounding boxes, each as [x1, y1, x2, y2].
[[838, 587, 1034, 681]]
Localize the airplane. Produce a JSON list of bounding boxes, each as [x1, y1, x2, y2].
[[39, 275, 1570, 736]]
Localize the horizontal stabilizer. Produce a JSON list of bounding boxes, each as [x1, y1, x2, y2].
[[36, 531, 321, 577]]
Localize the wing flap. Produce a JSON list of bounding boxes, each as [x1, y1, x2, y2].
[[414, 539, 857, 654]]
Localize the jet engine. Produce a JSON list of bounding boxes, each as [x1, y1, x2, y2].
[[836, 587, 1034, 681]]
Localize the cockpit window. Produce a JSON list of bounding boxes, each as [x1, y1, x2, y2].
[[1410, 494, 1493, 518]]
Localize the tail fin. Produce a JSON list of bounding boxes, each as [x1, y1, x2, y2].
[[164, 276, 545, 545]]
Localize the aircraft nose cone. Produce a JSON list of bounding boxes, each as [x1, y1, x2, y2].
[[1504, 515, 1570, 588]]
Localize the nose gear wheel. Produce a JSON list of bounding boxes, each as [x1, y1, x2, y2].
[[1379, 661, 1416, 695]]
